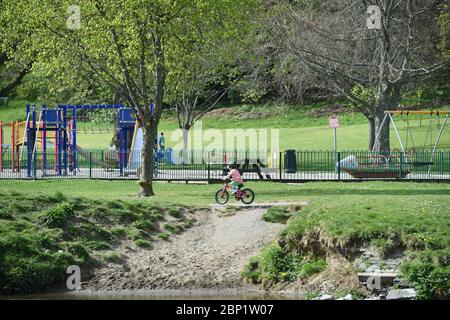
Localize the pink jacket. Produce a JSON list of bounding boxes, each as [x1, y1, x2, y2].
[[226, 168, 243, 183]]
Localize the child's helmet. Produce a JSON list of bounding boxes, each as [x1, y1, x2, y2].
[[228, 161, 237, 169]]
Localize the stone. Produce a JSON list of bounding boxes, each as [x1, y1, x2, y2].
[[386, 288, 416, 300], [337, 294, 353, 300], [313, 294, 334, 300]]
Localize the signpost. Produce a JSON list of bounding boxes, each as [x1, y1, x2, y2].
[[329, 115, 340, 174]]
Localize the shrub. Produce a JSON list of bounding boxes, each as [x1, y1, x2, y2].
[[157, 232, 170, 240], [39, 203, 75, 228], [242, 243, 326, 287], [132, 219, 154, 231], [102, 251, 122, 263], [168, 208, 182, 218], [134, 239, 152, 248], [401, 261, 450, 299]]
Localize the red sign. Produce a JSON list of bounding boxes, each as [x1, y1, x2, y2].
[[329, 115, 340, 129]]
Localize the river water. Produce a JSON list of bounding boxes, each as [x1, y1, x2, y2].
[[2, 289, 304, 300]]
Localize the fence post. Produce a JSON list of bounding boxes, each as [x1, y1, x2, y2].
[[337, 152, 341, 181], [207, 152, 211, 184], [399, 152, 403, 179], [89, 151, 92, 179], [279, 151, 282, 181], [33, 151, 37, 180]]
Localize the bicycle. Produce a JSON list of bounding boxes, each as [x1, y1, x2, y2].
[[215, 180, 255, 205]]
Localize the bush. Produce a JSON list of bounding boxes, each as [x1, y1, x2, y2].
[[242, 243, 327, 287], [401, 256, 450, 299], [39, 203, 75, 228]]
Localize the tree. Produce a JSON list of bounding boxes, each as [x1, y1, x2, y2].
[[268, 0, 449, 151], [0, 2, 36, 97], [0, 0, 255, 195]]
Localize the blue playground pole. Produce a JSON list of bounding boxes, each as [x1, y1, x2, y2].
[[26, 105, 31, 177], [62, 106, 68, 175], [42, 105, 47, 176], [119, 108, 124, 176], [57, 107, 62, 176], [72, 108, 77, 175]]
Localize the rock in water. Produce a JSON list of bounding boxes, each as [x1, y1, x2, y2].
[[386, 288, 416, 300], [313, 294, 334, 300], [337, 294, 353, 300]]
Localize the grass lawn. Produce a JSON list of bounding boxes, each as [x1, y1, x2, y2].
[[2, 101, 449, 150]]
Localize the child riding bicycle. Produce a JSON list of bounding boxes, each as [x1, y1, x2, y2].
[[224, 161, 244, 194]]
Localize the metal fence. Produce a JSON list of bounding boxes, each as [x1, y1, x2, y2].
[[0, 149, 449, 181]]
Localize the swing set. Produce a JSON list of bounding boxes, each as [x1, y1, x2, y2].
[[342, 110, 449, 179]]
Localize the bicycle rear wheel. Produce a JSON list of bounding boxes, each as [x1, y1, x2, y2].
[[240, 188, 255, 205], [215, 189, 229, 205]]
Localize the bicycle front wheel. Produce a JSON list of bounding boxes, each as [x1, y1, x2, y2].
[[215, 189, 229, 205], [240, 188, 255, 205]]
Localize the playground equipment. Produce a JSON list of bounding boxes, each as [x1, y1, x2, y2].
[[0, 121, 23, 172], [342, 110, 449, 178], [0, 104, 138, 177]]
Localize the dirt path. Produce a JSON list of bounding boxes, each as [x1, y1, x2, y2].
[[85, 207, 284, 291]]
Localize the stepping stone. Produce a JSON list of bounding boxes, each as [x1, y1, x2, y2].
[[386, 288, 416, 300], [358, 272, 398, 288]]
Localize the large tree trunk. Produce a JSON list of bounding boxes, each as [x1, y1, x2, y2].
[[373, 86, 401, 153], [182, 125, 190, 164], [374, 109, 391, 153], [368, 117, 376, 151], [139, 121, 156, 196]]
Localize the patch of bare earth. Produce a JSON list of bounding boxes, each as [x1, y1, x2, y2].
[[84, 207, 284, 291]]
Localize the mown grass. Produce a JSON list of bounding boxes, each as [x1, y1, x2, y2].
[[0, 190, 196, 294], [2, 100, 448, 150]]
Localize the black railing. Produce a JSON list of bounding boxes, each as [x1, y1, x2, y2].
[[0, 149, 449, 181]]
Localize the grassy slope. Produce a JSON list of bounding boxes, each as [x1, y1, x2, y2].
[[1, 100, 449, 150], [0, 188, 197, 293]]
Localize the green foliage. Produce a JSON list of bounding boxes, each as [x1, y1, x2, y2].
[[39, 202, 75, 228], [262, 206, 295, 224], [131, 219, 154, 231], [242, 243, 326, 287], [168, 208, 182, 219], [157, 232, 170, 240], [0, 208, 13, 220], [0, 221, 74, 294], [134, 239, 152, 248], [164, 223, 183, 234], [400, 249, 450, 299], [102, 251, 122, 264]]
